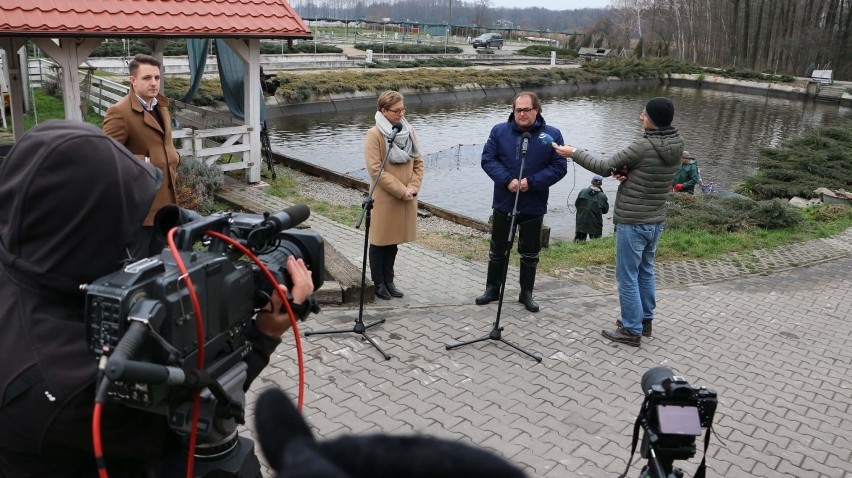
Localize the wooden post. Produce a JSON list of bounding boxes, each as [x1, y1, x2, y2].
[[540, 224, 551, 248]]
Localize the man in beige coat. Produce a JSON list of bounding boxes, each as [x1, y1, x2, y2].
[[364, 91, 424, 300], [104, 54, 180, 260]]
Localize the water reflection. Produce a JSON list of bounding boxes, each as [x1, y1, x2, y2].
[[266, 84, 849, 240]]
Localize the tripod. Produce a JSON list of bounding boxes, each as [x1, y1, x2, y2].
[[190, 434, 261, 477], [635, 441, 683, 478], [304, 128, 403, 361], [446, 133, 542, 362]]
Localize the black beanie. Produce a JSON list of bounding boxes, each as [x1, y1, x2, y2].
[[644, 97, 674, 127]]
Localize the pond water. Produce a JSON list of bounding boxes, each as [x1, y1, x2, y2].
[[266, 83, 850, 239]]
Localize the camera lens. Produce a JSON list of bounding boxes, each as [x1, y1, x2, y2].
[[641, 366, 675, 396]]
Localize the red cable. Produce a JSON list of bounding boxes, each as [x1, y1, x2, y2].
[[92, 402, 108, 478], [166, 228, 206, 478], [206, 230, 305, 411], [90, 225, 306, 478]]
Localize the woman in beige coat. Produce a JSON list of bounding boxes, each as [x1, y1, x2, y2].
[[365, 90, 424, 300]]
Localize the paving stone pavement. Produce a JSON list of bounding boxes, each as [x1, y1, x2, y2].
[[223, 183, 852, 477]]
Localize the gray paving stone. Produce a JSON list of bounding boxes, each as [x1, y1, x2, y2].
[[221, 184, 852, 478]]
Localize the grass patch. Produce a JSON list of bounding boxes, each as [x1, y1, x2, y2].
[[0, 89, 103, 133], [516, 45, 579, 58], [533, 205, 852, 274], [367, 58, 473, 68], [417, 231, 490, 262], [353, 43, 463, 54], [262, 171, 362, 225]]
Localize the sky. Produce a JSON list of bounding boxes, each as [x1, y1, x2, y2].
[[488, 0, 610, 11]]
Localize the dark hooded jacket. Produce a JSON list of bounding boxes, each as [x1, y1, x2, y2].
[[571, 127, 683, 224], [481, 114, 567, 216], [0, 122, 284, 477], [0, 121, 171, 476]]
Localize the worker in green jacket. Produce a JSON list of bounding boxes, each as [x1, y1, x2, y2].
[[670, 150, 699, 194], [574, 175, 609, 242]]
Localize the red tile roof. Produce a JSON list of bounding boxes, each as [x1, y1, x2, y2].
[[0, 0, 311, 38]]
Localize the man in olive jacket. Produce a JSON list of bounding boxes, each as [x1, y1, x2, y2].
[[554, 97, 683, 347], [104, 54, 180, 261]]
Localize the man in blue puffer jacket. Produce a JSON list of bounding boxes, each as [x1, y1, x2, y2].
[[475, 92, 568, 312]]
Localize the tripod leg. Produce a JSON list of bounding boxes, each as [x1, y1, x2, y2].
[[304, 200, 391, 360], [445, 210, 542, 362], [498, 338, 542, 362], [445, 333, 491, 350]]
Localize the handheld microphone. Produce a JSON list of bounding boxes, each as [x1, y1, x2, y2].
[[538, 132, 554, 146], [521, 132, 531, 155], [247, 204, 311, 249]]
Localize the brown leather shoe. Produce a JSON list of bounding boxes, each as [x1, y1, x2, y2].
[[615, 319, 653, 337], [601, 327, 641, 347]]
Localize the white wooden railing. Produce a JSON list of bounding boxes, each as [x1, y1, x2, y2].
[[172, 125, 253, 171], [29, 58, 253, 174]]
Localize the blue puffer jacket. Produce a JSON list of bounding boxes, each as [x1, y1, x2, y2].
[[481, 115, 567, 216]]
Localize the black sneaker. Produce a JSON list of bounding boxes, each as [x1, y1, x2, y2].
[[601, 327, 641, 347], [615, 319, 653, 337]]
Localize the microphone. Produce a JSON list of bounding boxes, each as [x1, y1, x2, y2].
[[538, 132, 554, 146], [388, 122, 403, 144], [247, 204, 311, 249], [521, 132, 531, 155]]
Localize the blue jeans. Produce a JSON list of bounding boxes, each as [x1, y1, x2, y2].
[[615, 222, 664, 335]]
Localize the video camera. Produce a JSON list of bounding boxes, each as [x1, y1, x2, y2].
[[83, 205, 323, 430], [623, 367, 718, 478]]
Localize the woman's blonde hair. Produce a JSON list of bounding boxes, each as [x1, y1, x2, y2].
[[377, 90, 404, 111]]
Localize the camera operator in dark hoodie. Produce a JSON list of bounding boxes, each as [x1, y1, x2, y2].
[[0, 121, 313, 477]]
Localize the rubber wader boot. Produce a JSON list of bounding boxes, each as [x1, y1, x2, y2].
[[518, 263, 539, 312], [475, 259, 504, 305]]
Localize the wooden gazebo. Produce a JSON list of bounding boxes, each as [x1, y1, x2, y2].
[[0, 0, 311, 182]]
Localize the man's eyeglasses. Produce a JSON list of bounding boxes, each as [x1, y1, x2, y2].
[[385, 107, 406, 114], [514, 107, 535, 115]]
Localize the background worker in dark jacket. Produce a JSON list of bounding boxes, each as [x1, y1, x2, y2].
[[574, 175, 609, 242], [476, 91, 568, 313], [553, 97, 683, 347], [671, 150, 699, 194]]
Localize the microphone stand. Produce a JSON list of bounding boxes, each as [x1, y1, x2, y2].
[[445, 134, 542, 362], [304, 128, 401, 361]]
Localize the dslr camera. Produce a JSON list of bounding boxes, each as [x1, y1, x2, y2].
[[624, 367, 718, 478], [82, 205, 323, 475]]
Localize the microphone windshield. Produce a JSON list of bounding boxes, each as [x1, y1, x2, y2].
[[392, 123, 403, 132], [521, 132, 532, 141], [283, 204, 311, 228], [247, 205, 311, 249]]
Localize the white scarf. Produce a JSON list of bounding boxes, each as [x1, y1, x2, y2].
[[374, 111, 419, 164]]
